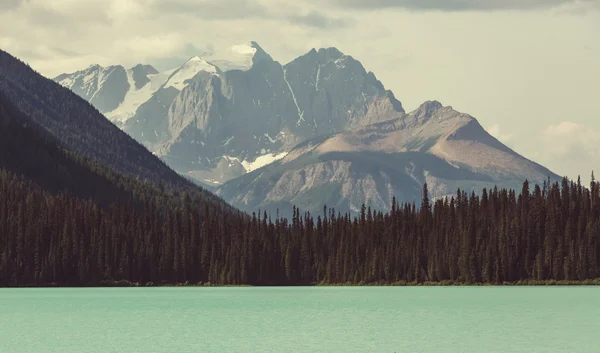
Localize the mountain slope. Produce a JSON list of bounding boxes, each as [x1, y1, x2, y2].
[[217, 101, 560, 216], [0, 90, 133, 204], [0, 49, 203, 193]]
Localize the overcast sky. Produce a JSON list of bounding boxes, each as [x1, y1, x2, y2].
[[1, 0, 599, 183]]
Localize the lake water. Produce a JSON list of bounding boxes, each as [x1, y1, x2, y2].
[[1, 287, 598, 353]]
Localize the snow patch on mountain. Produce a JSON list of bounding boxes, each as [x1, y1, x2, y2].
[[58, 76, 75, 89], [282, 66, 305, 126], [221, 152, 288, 173], [264, 133, 278, 143], [206, 42, 258, 72], [222, 136, 235, 146], [222, 155, 240, 167], [57, 65, 107, 98], [315, 65, 321, 91], [241, 152, 288, 173], [163, 56, 218, 90], [106, 68, 173, 123]]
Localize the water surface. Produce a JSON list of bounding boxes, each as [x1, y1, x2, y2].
[[1, 287, 598, 352]]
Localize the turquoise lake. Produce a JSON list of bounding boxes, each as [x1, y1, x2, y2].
[[1, 287, 598, 352]]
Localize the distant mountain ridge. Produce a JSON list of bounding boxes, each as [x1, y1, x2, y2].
[[54, 42, 405, 187], [52, 42, 560, 216], [53, 42, 266, 127], [216, 101, 560, 216], [54, 62, 168, 126]]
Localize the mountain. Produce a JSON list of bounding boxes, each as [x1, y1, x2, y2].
[[52, 43, 560, 217], [0, 89, 131, 204], [54, 63, 171, 127], [0, 49, 229, 207], [216, 101, 560, 216], [54, 42, 405, 186]]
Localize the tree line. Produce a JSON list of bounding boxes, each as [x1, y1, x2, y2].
[[1, 165, 599, 286]]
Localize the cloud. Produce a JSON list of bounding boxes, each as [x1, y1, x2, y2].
[[126, 42, 213, 72], [532, 122, 600, 181], [10, 46, 81, 60], [286, 10, 353, 28], [486, 124, 514, 144], [146, 0, 353, 28], [149, 0, 268, 19], [540, 121, 600, 158], [0, 0, 27, 10], [51, 46, 81, 57], [23, 0, 112, 30], [325, 0, 598, 11]]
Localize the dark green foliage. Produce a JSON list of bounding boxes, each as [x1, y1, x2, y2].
[[1, 161, 599, 286], [0, 80, 245, 286]]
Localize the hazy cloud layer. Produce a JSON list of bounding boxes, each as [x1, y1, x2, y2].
[[527, 122, 600, 182], [541, 122, 600, 160], [286, 10, 352, 28], [0, 0, 26, 10], [327, 0, 597, 11], [150, 0, 268, 19]]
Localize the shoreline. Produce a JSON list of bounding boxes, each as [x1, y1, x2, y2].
[[3, 279, 600, 288]]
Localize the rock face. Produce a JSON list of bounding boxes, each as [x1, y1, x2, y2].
[[54, 42, 404, 186], [54, 43, 560, 216], [54, 63, 171, 127], [152, 43, 405, 186], [54, 64, 131, 114], [216, 101, 560, 216]]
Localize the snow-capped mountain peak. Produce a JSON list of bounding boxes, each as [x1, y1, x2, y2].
[[54, 41, 274, 125], [54, 56, 224, 126], [163, 56, 219, 91], [54, 64, 130, 114], [105, 66, 173, 124], [205, 41, 273, 72]]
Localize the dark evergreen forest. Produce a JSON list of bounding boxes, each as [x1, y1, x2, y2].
[[2, 162, 599, 286]]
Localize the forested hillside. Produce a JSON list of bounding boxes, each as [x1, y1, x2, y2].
[[2, 168, 599, 286], [0, 89, 245, 285], [0, 50, 207, 195], [0, 91, 135, 205]]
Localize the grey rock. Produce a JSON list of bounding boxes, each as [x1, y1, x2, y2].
[[125, 86, 180, 150], [89, 66, 129, 113], [216, 102, 560, 217], [150, 43, 405, 185], [55, 43, 405, 187], [54, 63, 161, 125], [53, 44, 561, 220], [54, 64, 130, 113], [131, 64, 159, 89]]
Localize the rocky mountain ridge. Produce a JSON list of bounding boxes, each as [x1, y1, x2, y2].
[[216, 101, 559, 216], [55, 42, 405, 187], [53, 42, 560, 216]]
